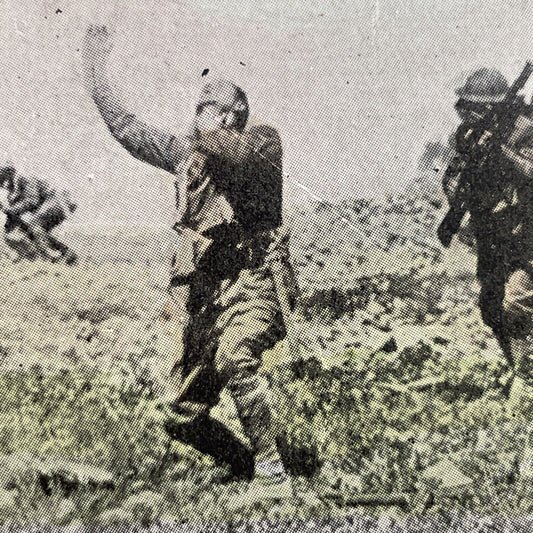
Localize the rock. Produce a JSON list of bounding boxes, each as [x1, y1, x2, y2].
[[363, 329, 393, 353], [0, 454, 40, 488], [420, 458, 473, 493], [406, 375, 446, 391], [54, 499, 76, 522], [381, 337, 398, 353], [519, 444, 533, 481], [316, 462, 342, 491], [377, 381, 408, 394], [433, 336, 449, 346], [295, 490, 323, 512], [98, 507, 133, 525], [340, 473, 363, 493], [365, 298, 387, 319], [122, 490, 165, 522], [0, 454, 114, 492], [475, 429, 493, 454], [38, 457, 115, 490]]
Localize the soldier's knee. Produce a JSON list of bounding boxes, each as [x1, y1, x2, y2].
[[478, 278, 505, 332], [215, 340, 260, 384], [227, 372, 265, 396], [503, 301, 533, 339], [37, 201, 67, 230]]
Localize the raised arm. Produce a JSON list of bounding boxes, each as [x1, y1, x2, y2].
[[82, 25, 191, 174]]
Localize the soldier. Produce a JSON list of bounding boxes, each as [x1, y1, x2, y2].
[[82, 25, 299, 498], [0, 166, 78, 263], [440, 67, 533, 393]]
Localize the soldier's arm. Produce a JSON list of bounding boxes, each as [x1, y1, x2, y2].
[[501, 144, 533, 180], [4, 177, 41, 216], [83, 25, 191, 174], [195, 125, 282, 168], [442, 152, 464, 203], [501, 115, 533, 179]]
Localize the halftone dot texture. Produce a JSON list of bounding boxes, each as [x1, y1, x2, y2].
[[1, 0, 533, 530]]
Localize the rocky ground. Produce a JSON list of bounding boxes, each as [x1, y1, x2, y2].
[[2, 181, 533, 530]]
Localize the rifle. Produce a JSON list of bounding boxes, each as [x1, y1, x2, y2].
[[437, 62, 533, 248]]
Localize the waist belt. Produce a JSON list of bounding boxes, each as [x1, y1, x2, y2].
[[170, 222, 276, 286]]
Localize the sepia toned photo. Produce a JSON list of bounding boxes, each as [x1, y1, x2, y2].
[[1, 1, 533, 531]]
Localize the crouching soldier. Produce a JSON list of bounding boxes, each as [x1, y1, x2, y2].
[[438, 66, 533, 393], [83, 25, 300, 501], [0, 166, 78, 264]]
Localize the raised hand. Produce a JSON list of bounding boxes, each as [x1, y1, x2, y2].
[[82, 24, 114, 83]]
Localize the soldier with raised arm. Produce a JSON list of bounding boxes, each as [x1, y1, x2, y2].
[[83, 25, 299, 499]]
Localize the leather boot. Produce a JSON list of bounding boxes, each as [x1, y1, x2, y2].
[[165, 415, 255, 482]]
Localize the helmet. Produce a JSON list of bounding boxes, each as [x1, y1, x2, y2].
[[455, 68, 509, 103], [196, 79, 249, 131]]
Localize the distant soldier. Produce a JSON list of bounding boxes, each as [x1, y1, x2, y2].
[[439, 66, 533, 392], [83, 25, 299, 498], [0, 166, 78, 264]]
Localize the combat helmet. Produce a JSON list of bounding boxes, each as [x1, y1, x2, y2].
[[196, 79, 249, 132], [455, 68, 509, 103]]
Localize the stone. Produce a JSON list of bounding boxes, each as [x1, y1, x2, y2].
[[54, 499, 77, 522], [38, 457, 115, 489], [122, 490, 165, 521], [420, 458, 473, 492], [98, 508, 133, 525], [340, 473, 363, 493]]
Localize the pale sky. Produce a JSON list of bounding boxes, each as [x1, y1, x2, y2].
[[0, 0, 532, 226]]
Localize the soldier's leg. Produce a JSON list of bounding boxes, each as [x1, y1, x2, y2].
[[3, 216, 38, 260], [16, 211, 60, 260], [165, 284, 254, 480], [215, 310, 285, 470], [165, 357, 255, 480], [478, 270, 515, 368], [164, 414, 255, 481], [215, 321, 296, 507], [36, 205, 77, 264], [503, 266, 533, 379]]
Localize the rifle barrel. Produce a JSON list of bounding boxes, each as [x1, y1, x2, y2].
[[506, 62, 533, 103]]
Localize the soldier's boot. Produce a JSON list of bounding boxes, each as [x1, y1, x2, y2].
[[62, 249, 78, 265], [164, 415, 255, 482], [28, 229, 68, 263], [496, 334, 517, 398], [4, 230, 38, 260], [23, 226, 61, 262], [228, 375, 294, 508]]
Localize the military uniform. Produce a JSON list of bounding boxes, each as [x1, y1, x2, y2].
[[0, 166, 77, 260], [90, 79, 299, 478], [443, 69, 533, 376]]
